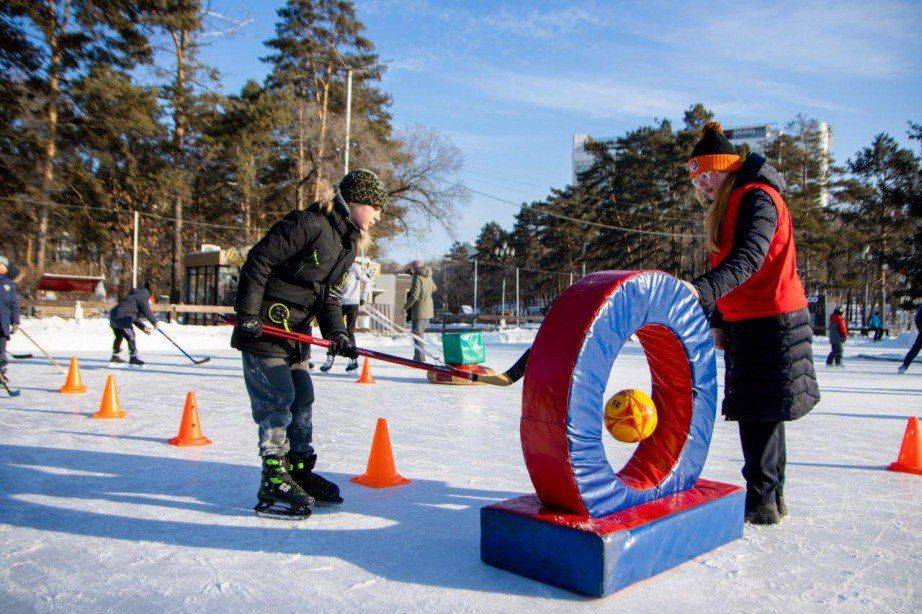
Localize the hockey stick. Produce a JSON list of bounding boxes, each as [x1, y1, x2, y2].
[[155, 327, 211, 364], [476, 347, 531, 386], [363, 304, 444, 364], [223, 317, 487, 383], [364, 305, 534, 387], [0, 372, 20, 397], [16, 328, 67, 375]]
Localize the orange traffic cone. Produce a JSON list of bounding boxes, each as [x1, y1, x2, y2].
[[888, 416, 922, 475], [92, 374, 126, 419], [59, 357, 87, 394], [356, 356, 375, 384], [169, 391, 212, 446], [350, 418, 411, 488]]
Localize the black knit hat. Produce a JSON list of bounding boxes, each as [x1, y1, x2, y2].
[[687, 121, 741, 178], [339, 169, 388, 211]]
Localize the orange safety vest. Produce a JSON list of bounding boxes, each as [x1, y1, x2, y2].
[[708, 183, 808, 322]]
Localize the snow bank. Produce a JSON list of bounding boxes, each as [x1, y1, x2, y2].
[[848, 330, 918, 349], [8, 317, 411, 355]]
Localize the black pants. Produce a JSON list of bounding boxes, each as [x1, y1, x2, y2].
[[826, 341, 843, 365], [738, 421, 786, 511], [343, 304, 359, 347], [872, 327, 884, 341], [902, 329, 922, 370], [0, 336, 7, 368], [242, 352, 314, 457], [111, 325, 138, 355]]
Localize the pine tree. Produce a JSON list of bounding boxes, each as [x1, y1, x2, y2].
[[6, 0, 151, 269], [201, 80, 286, 244], [264, 0, 384, 206], [763, 116, 835, 291], [835, 133, 920, 314]]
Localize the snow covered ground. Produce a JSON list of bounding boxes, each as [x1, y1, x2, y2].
[[1, 319, 920, 612]]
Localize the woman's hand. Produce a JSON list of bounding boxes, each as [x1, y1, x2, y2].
[[681, 280, 700, 299], [712, 328, 725, 349]]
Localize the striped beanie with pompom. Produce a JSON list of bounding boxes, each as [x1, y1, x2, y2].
[[687, 121, 741, 179]]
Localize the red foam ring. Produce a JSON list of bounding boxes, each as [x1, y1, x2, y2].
[[522, 271, 640, 515], [617, 324, 693, 491], [520, 419, 586, 513]]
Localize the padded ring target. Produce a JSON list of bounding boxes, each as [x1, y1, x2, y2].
[[521, 271, 717, 518]]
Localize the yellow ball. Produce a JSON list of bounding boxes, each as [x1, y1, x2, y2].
[[604, 389, 658, 443]]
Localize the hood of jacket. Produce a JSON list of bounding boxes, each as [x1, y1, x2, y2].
[[732, 153, 786, 193], [327, 188, 362, 243]]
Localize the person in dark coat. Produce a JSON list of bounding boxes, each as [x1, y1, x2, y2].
[[685, 122, 820, 525], [232, 169, 386, 517], [109, 285, 159, 366], [898, 305, 922, 374], [826, 306, 848, 367], [0, 255, 21, 376]]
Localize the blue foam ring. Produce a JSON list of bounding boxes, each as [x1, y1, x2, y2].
[[567, 272, 717, 517]]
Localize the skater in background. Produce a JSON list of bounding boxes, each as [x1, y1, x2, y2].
[[898, 305, 922, 374], [232, 169, 386, 518], [320, 260, 373, 373], [683, 122, 819, 526], [826, 306, 848, 367], [0, 255, 21, 377], [404, 260, 436, 362], [109, 284, 158, 366], [868, 310, 884, 341]]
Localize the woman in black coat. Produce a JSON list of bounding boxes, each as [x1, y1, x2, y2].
[[685, 122, 820, 525]]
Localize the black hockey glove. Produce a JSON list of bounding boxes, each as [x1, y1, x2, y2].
[[329, 331, 358, 359], [236, 313, 263, 340]]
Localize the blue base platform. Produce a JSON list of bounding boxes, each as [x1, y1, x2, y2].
[[480, 479, 745, 597]]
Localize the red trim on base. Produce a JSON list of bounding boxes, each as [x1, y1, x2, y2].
[[484, 479, 742, 535]]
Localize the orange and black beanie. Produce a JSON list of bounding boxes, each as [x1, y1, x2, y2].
[[687, 121, 741, 178]]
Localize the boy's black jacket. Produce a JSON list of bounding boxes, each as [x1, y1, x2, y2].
[[232, 191, 361, 359]]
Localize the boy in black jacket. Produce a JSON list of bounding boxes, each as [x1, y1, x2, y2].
[[233, 169, 386, 518], [110, 285, 158, 366]]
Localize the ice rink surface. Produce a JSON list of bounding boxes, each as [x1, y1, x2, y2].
[[1, 320, 919, 612]]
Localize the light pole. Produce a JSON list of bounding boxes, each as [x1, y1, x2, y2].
[[343, 68, 352, 174], [493, 241, 514, 326]]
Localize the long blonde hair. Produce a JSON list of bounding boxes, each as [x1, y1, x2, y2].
[[703, 173, 736, 253]]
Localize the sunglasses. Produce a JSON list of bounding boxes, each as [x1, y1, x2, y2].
[[691, 171, 718, 188]]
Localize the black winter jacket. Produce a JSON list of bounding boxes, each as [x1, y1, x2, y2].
[[692, 155, 819, 421], [109, 288, 157, 330], [232, 190, 361, 359]]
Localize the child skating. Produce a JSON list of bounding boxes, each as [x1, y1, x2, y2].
[[231, 169, 387, 519], [109, 285, 158, 367]]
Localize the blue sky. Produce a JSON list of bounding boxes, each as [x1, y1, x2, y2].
[[196, 0, 921, 262]]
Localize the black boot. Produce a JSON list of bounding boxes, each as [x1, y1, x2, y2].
[[288, 452, 343, 504], [745, 502, 782, 525], [128, 355, 145, 367], [254, 456, 315, 519], [110, 353, 125, 364], [776, 493, 788, 517]]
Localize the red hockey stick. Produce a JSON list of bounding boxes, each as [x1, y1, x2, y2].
[[224, 317, 481, 382]]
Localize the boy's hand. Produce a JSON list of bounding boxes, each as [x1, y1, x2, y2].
[[236, 314, 263, 340], [329, 331, 358, 359]]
